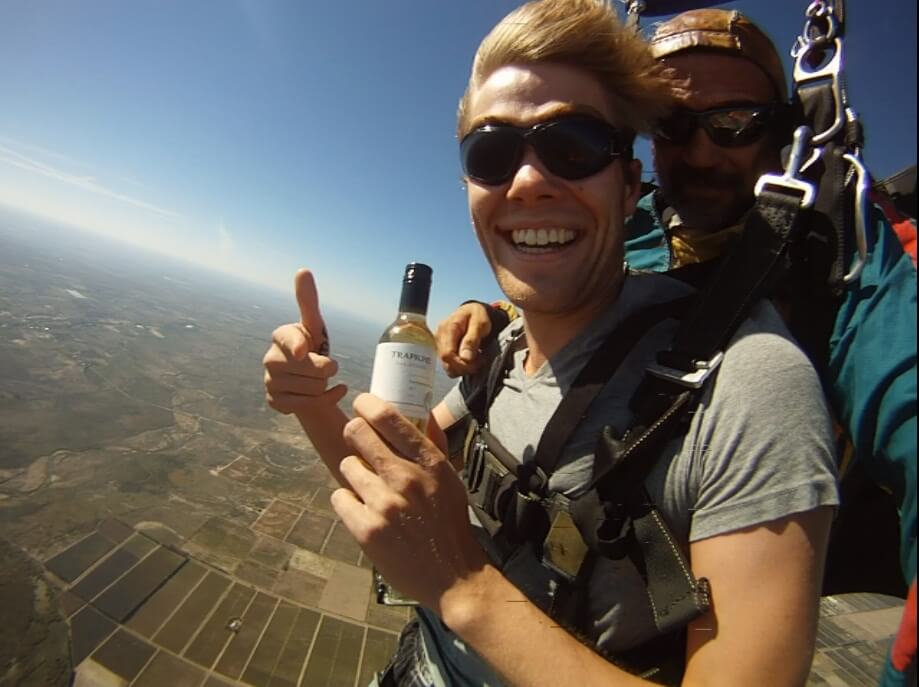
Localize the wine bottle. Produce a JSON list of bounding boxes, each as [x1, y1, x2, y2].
[[369, 262, 436, 431]]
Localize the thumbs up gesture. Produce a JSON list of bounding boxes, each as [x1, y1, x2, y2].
[[263, 269, 348, 415]]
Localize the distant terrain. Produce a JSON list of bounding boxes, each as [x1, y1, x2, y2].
[[0, 208, 450, 685], [0, 210, 387, 557], [1, 209, 895, 687]]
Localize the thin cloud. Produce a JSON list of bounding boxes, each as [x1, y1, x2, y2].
[[0, 136, 84, 168], [0, 142, 181, 218]]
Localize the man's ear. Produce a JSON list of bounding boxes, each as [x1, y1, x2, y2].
[[624, 158, 643, 215]]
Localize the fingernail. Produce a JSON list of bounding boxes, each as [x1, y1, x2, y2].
[[460, 348, 475, 362]]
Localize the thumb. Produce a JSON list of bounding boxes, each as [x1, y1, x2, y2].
[[459, 316, 490, 362], [295, 269, 327, 353]]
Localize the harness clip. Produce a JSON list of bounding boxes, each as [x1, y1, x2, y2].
[[754, 126, 817, 208], [646, 351, 724, 390]]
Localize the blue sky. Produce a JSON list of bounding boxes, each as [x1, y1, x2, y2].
[[1, 1, 915, 327]]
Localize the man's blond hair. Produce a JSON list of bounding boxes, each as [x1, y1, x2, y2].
[[457, 0, 674, 138]]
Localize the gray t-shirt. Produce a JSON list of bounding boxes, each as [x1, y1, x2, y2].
[[419, 273, 839, 687]]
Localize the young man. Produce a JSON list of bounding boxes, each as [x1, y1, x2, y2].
[[436, 10, 918, 683], [436, 9, 793, 376], [437, 0, 916, 605], [263, 2, 837, 684]]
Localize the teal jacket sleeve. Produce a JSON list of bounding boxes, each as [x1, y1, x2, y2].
[[624, 192, 671, 273], [828, 205, 918, 583]]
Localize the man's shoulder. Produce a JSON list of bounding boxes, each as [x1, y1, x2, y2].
[[626, 191, 670, 273], [726, 300, 809, 365], [714, 299, 825, 412], [629, 190, 663, 235]]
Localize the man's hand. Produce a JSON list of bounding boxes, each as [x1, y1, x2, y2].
[[435, 301, 493, 377], [263, 269, 347, 415], [331, 393, 488, 613]]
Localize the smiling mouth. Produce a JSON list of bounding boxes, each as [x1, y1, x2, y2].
[[507, 228, 578, 254]]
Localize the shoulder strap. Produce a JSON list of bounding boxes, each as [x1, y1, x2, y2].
[[530, 296, 693, 488], [576, 187, 811, 645], [461, 326, 521, 427], [661, 188, 806, 372]]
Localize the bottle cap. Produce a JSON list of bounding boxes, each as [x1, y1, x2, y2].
[[403, 262, 432, 287], [399, 262, 432, 315]]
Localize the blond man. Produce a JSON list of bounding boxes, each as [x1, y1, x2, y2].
[[263, 2, 837, 684]]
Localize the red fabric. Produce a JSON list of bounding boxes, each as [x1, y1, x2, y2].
[[891, 579, 917, 671], [870, 189, 918, 268], [891, 218, 918, 267]]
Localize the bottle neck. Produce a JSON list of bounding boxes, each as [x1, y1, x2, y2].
[[398, 281, 430, 317], [396, 311, 428, 324]]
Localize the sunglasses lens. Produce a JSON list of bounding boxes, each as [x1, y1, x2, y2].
[[705, 109, 770, 147], [657, 107, 774, 148], [460, 128, 523, 184], [531, 118, 616, 180], [461, 117, 620, 184]]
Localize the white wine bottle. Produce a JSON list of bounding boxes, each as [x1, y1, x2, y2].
[[369, 262, 436, 431]]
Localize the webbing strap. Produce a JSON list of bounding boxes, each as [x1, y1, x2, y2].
[[530, 296, 694, 484], [633, 499, 712, 634], [580, 191, 809, 640], [462, 328, 523, 428], [663, 188, 806, 369]]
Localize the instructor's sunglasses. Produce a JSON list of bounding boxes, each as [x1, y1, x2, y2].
[[460, 116, 629, 186], [656, 105, 780, 148]]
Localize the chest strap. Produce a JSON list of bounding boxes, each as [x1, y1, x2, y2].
[[465, 296, 693, 527], [463, 295, 710, 637]]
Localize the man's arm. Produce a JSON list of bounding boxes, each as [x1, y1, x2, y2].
[[441, 509, 830, 687], [262, 269, 357, 485], [829, 207, 917, 583], [435, 300, 513, 377], [333, 394, 833, 687], [264, 270, 458, 485], [682, 509, 832, 686]]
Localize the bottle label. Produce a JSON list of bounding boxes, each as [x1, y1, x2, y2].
[[370, 343, 436, 423]]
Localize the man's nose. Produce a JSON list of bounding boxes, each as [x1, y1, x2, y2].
[[506, 148, 562, 201]]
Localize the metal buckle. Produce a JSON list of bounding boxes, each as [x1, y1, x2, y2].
[[646, 351, 724, 390], [793, 37, 846, 146], [755, 126, 817, 208], [374, 568, 419, 607], [465, 436, 487, 493]]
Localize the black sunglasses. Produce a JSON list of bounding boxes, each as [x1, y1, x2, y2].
[[656, 105, 780, 148], [460, 116, 629, 186]]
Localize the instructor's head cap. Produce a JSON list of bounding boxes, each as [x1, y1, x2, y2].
[[649, 8, 787, 101]]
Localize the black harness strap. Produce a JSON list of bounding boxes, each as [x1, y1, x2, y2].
[[458, 181, 812, 675], [578, 187, 809, 638], [661, 188, 807, 371], [530, 296, 695, 489], [469, 296, 692, 551]]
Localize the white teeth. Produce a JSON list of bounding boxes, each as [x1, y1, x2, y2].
[[510, 227, 577, 247]]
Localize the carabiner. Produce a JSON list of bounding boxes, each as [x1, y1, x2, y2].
[[841, 151, 869, 284], [792, 1, 839, 58], [804, 0, 838, 44]]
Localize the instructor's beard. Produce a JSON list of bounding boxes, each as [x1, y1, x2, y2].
[[661, 162, 754, 231]]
